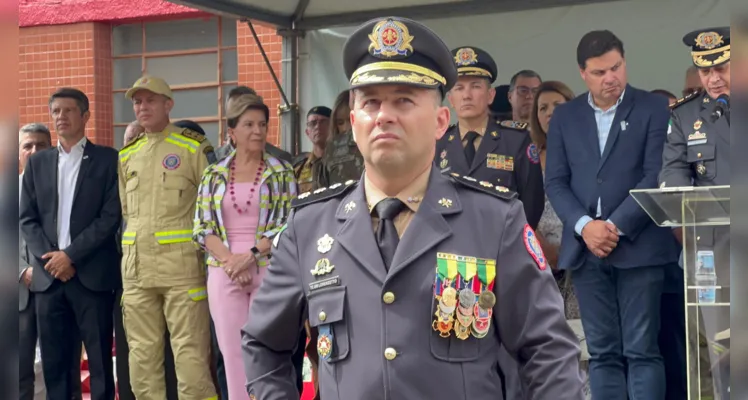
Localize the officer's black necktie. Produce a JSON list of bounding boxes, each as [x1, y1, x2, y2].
[[374, 198, 406, 271], [464, 131, 479, 166]]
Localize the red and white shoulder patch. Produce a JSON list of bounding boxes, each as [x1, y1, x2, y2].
[[523, 224, 547, 270]]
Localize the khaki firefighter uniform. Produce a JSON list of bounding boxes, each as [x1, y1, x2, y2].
[[119, 76, 217, 400]]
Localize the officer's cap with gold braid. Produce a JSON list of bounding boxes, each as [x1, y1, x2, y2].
[[343, 17, 457, 94], [451, 46, 497, 84], [682, 27, 730, 68]]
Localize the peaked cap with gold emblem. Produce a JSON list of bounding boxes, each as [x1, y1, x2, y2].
[[343, 17, 457, 93], [450, 46, 497, 84], [682, 27, 730, 68]]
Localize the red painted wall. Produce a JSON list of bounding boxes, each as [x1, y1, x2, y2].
[[20, 0, 208, 27], [19, 0, 285, 150]]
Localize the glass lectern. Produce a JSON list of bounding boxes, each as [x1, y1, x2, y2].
[[630, 185, 730, 400]]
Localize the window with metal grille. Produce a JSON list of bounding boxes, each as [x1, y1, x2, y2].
[[112, 17, 238, 150]]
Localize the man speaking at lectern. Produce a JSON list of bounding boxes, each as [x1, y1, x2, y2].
[[659, 26, 731, 400]]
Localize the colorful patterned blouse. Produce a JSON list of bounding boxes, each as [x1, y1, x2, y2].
[[193, 149, 297, 268]]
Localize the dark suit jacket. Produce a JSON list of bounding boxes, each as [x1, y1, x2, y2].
[[545, 85, 680, 270], [20, 141, 122, 293], [19, 175, 32, 311]]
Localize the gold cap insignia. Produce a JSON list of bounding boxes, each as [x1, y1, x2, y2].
[[695, 32, 724, 50], [368, 19, 414, 59], [454, 47, 478, 66]]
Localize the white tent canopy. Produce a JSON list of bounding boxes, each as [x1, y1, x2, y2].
[[168, 0, 618, 30], [169, 0, 729, 153]]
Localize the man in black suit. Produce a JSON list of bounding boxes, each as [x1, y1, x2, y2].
[[19, 123, 84, 400], [20, 88, 122, 400]]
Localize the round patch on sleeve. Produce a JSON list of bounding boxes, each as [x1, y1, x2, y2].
[[523, 224, 547, 270], [162, 154, 181, 170], [526, 143, 540, 164]]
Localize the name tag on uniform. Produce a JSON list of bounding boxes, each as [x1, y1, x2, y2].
[[309, 276, 340, 292], [486, 154, 513, 171]]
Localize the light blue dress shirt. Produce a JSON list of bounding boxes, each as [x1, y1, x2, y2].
[[574, 90, 626, 236]]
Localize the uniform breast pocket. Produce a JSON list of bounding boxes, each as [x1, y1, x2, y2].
[[687, 144, 716, 180], [125, 177, 140, 217], [308, 286, 349, 363], [429, 295, 496, 362], [162, 174, 193, 213]]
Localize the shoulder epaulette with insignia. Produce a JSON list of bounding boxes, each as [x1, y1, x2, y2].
[[291, 180, 358, 209], [119, 132, 146, 152], [499, 120, 528, 131], [177, 128, 207, 143], [448, 172, 518, 201], [670, 91, 700, 110]]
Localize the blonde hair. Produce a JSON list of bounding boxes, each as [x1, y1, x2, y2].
[[529, 81, 575, 150], [226, 94, 269, 128], [330, 90, 351, 138]]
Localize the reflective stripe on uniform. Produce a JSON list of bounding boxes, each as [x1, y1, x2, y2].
[[202, 396, 218, 400], [188, 287, 208, 301], [119, 138, 148, 162], [165, 133, 199, 154], [122, 231, 137, 245], [154, 230, 193, 244]]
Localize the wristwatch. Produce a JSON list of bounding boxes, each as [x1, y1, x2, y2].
[[250, 246, 261, 258]]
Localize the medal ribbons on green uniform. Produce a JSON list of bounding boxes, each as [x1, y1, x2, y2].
[[433, 252, 496, 339]]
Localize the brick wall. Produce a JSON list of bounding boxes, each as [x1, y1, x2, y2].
[[19, 19, 284, 149], [19, 23, 113, 146], [237, 22, 283, 147]]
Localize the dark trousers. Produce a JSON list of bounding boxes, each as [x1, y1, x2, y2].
[[210, 319, 229, 399], [659, 263, 687, 400], [20, 294, 82, 400], [113, 289, 181, 400], [571, 259, 666, 400], [292, 326, 307, 394], [36, 278, 115, 400]]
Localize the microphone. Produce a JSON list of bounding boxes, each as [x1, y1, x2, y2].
[[711, 94, 729, 122]]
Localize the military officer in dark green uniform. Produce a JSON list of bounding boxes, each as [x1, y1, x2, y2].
[[659, 26, 731, 400], [438, 46, 544, 229], [323, 90, 365, 185], [294, 106, 332, 193], [242, 16, 583, 400]]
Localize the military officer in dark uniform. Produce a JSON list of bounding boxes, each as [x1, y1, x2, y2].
[[323, 90, 365, 185], [294, 106, 332, 193], [242, 16, 583, 400], [659, 26, 731, 400], [438, 46, 544, 229]]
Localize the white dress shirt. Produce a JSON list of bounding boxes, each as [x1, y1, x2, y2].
[[57, 137, 87, 250]]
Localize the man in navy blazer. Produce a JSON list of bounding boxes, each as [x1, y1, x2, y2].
[[545, 30, 680, 400]]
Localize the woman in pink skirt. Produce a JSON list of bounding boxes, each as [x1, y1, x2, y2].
[[193, 93, 296, 400]]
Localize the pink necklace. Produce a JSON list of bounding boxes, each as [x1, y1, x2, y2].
[[229, 159, 264, 214]]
